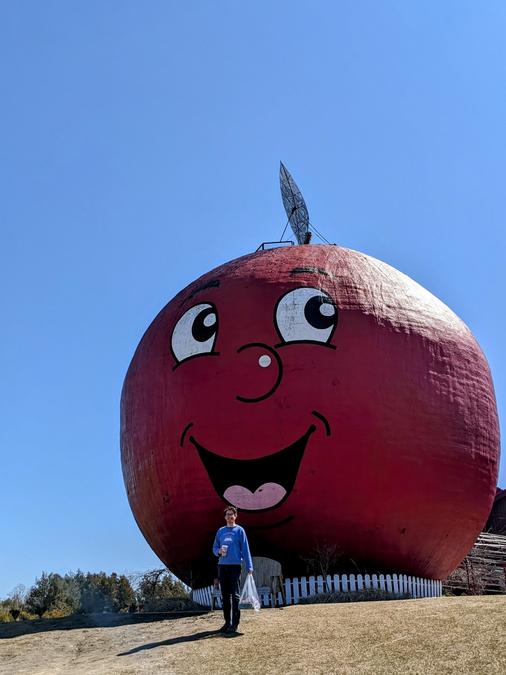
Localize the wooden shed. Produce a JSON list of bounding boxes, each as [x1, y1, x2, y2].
[[485, 488, 506, 535]]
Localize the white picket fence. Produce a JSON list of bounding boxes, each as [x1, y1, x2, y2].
[[192, 573, 442, 608]]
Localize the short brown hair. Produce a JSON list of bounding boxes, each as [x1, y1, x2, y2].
[[224, 505, 237, 516]]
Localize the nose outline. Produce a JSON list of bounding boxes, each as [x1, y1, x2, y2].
[[235, 342, 283, 404]]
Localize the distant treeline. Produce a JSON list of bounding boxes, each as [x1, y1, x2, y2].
[[0, 568, 192, 622]]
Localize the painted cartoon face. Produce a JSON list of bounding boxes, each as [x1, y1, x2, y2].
[[121, 245, 499, 586], [174, 285, 336, 512]]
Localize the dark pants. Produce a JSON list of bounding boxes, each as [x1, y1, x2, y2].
[[218, 564, 241, 627]]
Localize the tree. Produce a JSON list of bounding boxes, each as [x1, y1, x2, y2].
[[302, 540, 342, 591], [136, 568, 189, 611], [62, 572, 82, 614], [77, 572, 135, 613], [25, 573, 69, 618], [115, 574, 136, 612], [6, 585, 26, 621]]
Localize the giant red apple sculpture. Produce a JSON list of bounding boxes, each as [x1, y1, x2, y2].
[[121, 245, 499, 586]]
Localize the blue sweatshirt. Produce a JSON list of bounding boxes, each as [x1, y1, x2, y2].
[[213, 525, 253, 572]]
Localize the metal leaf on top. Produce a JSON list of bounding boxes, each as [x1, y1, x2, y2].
[[279, 162, 310, 245]]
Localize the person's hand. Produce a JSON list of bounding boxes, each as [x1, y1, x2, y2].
[[248, 570, 253, 576]]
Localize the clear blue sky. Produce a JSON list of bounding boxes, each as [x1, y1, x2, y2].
[[1, 1, 504, 598]]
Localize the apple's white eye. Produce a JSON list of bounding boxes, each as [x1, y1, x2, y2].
[[275, 287, 337, 344], [171, 303, 218, 363]]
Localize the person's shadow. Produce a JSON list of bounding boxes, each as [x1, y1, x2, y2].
[[117, 628, 242, 655]]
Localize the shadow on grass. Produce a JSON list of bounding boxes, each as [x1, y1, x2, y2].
[[0, 611, 209, 640], [117, 628, 238, 655]]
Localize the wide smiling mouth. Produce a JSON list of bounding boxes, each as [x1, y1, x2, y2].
[[188, 419, 324, 512]]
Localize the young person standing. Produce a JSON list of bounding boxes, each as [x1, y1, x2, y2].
[[212, 505, 253, 634]]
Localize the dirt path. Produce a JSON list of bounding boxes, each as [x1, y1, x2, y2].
[[1, 597, 505, 674]]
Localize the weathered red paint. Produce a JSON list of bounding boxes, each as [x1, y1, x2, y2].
[[121, 245, 500, 584]]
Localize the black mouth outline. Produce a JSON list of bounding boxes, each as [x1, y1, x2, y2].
[[186, 410, 330, 513], [190, 425, 315, 512]]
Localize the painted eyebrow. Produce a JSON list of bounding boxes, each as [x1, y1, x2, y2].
[[289, 267, 329, 276], [179, 279, 220, 306]]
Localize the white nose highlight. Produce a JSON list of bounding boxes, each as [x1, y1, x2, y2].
[[258, 354, 272, 368]]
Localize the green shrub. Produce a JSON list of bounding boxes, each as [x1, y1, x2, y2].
[[19, 610, 37, 621], [22, 570, 136, 617], [298, 588, 412, 604], [0, 610, 13, 623], [43, 608, 71, 619], [141, 597, 202, 612]]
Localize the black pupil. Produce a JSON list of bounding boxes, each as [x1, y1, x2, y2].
[[192, 307, 217, 342], [304, 295, 336, 330]]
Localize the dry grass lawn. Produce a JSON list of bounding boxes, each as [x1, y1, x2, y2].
[[0, 596, 504, 674]]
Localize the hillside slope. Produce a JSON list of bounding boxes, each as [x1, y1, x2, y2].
[[0, 596, 504, 674]]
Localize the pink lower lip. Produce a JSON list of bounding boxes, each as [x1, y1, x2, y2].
[[224, 483, 287, 510]]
